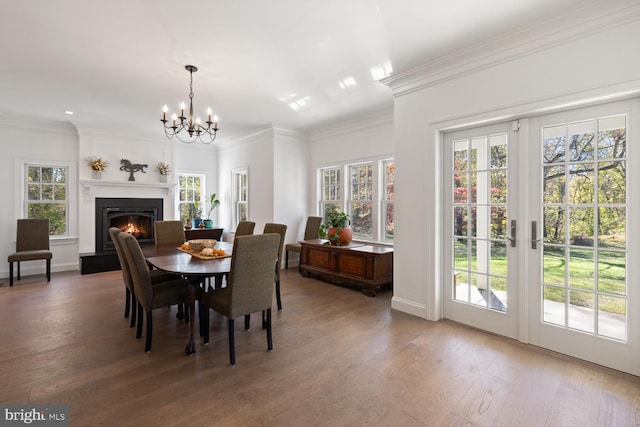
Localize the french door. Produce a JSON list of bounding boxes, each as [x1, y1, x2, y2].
[[443, 100, 639, 374], [443, 122, 520, 338]]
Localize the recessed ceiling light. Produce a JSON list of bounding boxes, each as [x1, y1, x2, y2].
[[64, 110, 74, 115], [370, 60, 393, 81], [288, 102, 300, 111], [338, 76, 357, 90]]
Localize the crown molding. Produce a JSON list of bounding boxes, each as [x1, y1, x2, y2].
[[0, 113, 78, 136], [383, 1, 640, 97]]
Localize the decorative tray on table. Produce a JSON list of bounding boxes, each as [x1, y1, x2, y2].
[[177, 243, 231, 260]]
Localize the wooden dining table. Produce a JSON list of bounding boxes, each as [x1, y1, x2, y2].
[[143, 241, 233, 355]]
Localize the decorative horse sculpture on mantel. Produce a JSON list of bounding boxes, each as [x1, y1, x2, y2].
[[120, 159, 148, 182]]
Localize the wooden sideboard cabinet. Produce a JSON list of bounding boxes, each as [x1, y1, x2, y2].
[[299, 239, 393, 297], [185, 228, 223, 241]]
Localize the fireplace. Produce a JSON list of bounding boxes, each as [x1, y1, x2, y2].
[[95, 198, 164, 253]]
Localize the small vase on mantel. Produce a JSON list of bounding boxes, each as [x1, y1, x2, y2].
[[92, 170, 101, 180]]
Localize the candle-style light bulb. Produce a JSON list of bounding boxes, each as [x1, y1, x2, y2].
[[162, 105, 168, 121], [172, 113, 177, 127], [207, 107, 212, 122], [213, 115, 219, 129], [195, 117, 201, 125], [179, 102, 186, 117]]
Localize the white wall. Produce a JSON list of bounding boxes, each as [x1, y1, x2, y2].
[[273, 128, 310, 248], [217, 128, 275, 240], [387, 17, 640, 320]]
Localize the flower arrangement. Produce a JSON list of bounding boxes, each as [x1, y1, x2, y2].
[[155, 162, 171, 176], [86, 157, 109, 171]]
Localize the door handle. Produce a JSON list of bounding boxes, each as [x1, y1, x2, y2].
[[531, 221, 543, 249], [500, 219, 517, 247]]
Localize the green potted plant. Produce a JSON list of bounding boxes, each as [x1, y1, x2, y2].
[[319, 209, 352, 245], [203, 193, 220, 229]]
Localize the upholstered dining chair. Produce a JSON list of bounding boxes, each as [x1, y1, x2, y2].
[[109, 227, 183, 328], [154, 220, 185, 246], [200, 233, 280, 365], [263, 223, 287, 311], [234, 220, 256, 237], [7, 219, 53, 287], [119, 232, 189, 353], [284, 216, 322, 269]]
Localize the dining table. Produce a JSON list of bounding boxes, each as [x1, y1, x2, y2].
[[143, 241, 233, 355]]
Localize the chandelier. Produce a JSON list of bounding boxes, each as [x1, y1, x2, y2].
[[161, 65, 219, 144]]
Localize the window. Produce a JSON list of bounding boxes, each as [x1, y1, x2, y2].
[[26, 164, 68, 236], [318, 158, 394, 243], [232, 168, 248, 229], [382, 159, 395, 241], [178, 173, 205, 222], [320, 166, 342, 219], [348, 162, 374, 239]]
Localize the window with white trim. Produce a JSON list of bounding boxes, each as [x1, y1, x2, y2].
[[232, 168, 248, 229], [318, 158, 394, 243], [178, 173, 205, 222], [26, 164, 68, 236]]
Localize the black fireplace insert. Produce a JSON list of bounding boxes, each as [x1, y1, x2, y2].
[[95, 198, 163, 253]]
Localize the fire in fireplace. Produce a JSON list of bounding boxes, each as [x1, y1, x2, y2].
[[95, 198, 164, 253]]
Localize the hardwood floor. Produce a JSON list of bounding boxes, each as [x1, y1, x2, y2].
[[1, 268, 639, 426]]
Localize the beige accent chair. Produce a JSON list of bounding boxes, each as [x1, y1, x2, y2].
[[154, 220, 185, 246], [284, 216, 322, 269], [200, 233, 280, 365], [109, 227, 182, 328], [263, 223, 287, 310], [119, 232, 189, 353], [7, 219, 52, 287], [234, 220, 256, 237]]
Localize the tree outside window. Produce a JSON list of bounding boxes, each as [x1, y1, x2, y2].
[[26, 165, 68, 236]]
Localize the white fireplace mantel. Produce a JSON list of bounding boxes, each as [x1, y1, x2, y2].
[[79, 179, 176, 196]]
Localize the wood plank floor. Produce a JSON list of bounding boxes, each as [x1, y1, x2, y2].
[[1, 269, 640, 426]]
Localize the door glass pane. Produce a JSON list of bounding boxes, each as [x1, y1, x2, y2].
[[569, 249, 594, 290], [568, 290, 594, 333], [597, 251, 626, 295], [598, 295, 626, 341], [543, 246, 565, 286], [543, 285, 565, 325]]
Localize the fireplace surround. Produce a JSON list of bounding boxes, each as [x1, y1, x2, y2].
[[81, 197, 164, 274]]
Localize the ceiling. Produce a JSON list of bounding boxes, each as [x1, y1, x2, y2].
[[0, 0, 605, 143]]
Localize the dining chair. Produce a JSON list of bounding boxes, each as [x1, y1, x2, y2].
[[109, 227, 184, 328], [119, 232, 189, 353], [200, 233, 280, 365], [7, 219, 53, 287], [284, 216, 322, 269], [263, 223, 287, 310], [154, 220, 185, 246], [234, 220, 255, 237]]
